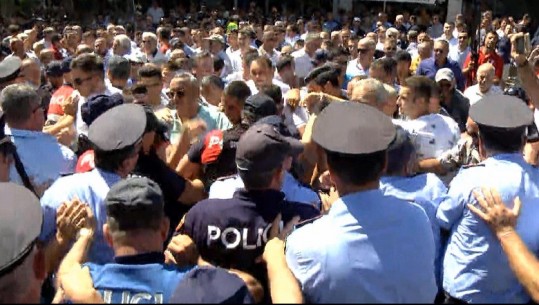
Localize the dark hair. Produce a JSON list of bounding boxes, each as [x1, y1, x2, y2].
[[93, 145, 138, 173], [395, 50, 412, 63], [326, 46, 350, 62], [478, 125, 526, 153], [71, 53, 105, 78], [402, 76, 433, 102], [138, 63, 162, 80], [213, 56, 225, 72], [107, 56, 130, 80], [386, 127, 415, 175], [158, 27, 171, 40], [243, 49, 261, 66], [201, 75, 225, 90], [261, 84, 283, 106], [251, 55, 273, 70], [275, 55, 293, 72], [326, 149, 386, 185], [374, 57, 397, 76], [224, 81, 251, 103], [238, 168, 279, 189], [315, 69, 340, 87], [107, 203, 164, 232], [51, 33, 62, 43]]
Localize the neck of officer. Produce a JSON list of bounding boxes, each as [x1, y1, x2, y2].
[[90, 79, 107, 97], [335, 180, 380, 197], [113, 230, 164, 257]]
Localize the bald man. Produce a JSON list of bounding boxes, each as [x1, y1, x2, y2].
[[345, 38, 376, 86], [349, 78, 396, 117], [463, 63, 503, 105]]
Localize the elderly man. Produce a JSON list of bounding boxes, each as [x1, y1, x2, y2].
[[111, 34, 132, 57], [416, 39, 465, 91], [435, 68, 470, 132], [292, 32, 322, 85], [463, 63, 503, 105], [346, 38, 376, 85], [0, 84, 76, 196], [141, 32, 167, 66], [350, 78, 396, 117]]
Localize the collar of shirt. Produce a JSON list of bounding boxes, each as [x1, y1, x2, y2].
[[94, 168, 122, 185], [233, 189, 286, 209], [486, 152, 527, 165], [5, 126, 42, 139], [114, 252, 165, 265], [329, 188, 386, 216]]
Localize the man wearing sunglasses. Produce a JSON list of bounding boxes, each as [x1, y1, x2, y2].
[[70, 53, 122, 138], [345, 38, 375, 87]]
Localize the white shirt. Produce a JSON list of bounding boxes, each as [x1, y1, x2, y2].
[[464, 84, 503, 106], [146, 6, 164, 24], [246, 79, 290, 96], [142, 49, 168, 66], [448, 46, 471, 69], [291, 48, 314, 80], [75, 84, 122, 137], [259, 47, 281, 67], [396, 114, 460, 160], [437, 35, 458, 49]]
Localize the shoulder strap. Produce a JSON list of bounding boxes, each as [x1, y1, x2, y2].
[[12, 148, 38, 197]]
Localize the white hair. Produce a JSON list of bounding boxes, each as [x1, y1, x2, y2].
[[386, 28, 400, 39], [142, 32, 157, 43], [114, 34, 132, 54], [352, 78, 389, 107]]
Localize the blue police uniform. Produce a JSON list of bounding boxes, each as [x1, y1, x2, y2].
[[6, 126, 76, 191], [40, 169, 121, 264], [380, 174, 447, 288], [209, 172, 321, 210], [437, 154, 539, 303], [284, 101, 438, 303], [86, 253, 193, 304], [437, 95, 539, 303], [285, 190, 438, 303]]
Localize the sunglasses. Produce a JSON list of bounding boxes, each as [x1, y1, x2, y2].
[[73, 75, 93, 86], [434, 48, 445, 53], [358, 48, 369, 53], [166, 89, 185, 99]]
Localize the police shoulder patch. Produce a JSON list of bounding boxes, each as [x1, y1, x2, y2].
[[462, 163, 486, 169]]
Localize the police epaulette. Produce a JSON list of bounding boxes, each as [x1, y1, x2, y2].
[[215, 174, 238, 181], [462, 163, 485, 169], [296, 214, 324, 228]]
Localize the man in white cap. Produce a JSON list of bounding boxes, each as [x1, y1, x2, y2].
[[435, 68, 470, 133], [0, 183, 46, 303]]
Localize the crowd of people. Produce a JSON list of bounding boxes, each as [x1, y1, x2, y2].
[[2, 1, 539, 303]]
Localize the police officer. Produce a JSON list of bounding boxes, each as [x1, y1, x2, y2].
[[285, 102, 438, 303], [380, 125, 446, 291], [0, 56, 22, 90], [40, 104, 147, 269], [437, 95, 539, 303], [175, 123, 320, 280], [75, 177, 193, 303], [209, 114, 321, 209]]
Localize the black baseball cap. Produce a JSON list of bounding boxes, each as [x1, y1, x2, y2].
[[81, 93, 125, 126], [105, 177, 164, 230], [243, 93, 277, 122], [236, 123, 303, 172]]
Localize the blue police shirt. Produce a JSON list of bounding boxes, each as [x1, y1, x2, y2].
[[86, 252, 193, 303], [40, 168, 122, 264], [380, 174, 447, 288], [285, 188, 437, 303], [416, 58, 465, 91], [208, 172, 321, 210], [5, 126, 76, 193], [437, 153, 539, 303]]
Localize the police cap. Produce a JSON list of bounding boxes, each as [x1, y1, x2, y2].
[[470, 95, 533, 129], [88, 103, 146, 152], [0, 57, 22, 84], [313, 102, 396, 154]]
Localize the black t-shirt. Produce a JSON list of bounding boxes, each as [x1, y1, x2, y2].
[[134, 150, 188, 234]]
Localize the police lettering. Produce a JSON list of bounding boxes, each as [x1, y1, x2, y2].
[[101, 290, 164, 304], [207, 224, 280, 249]]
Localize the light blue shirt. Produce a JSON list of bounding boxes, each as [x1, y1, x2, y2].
[[40, 169, 122, 265], [345, 58, 368, 88], [437, 153, 539, 303], [6, 126, 76, 192], [209, 172, 321, 210], [286, 189, 437, 303], [380, 174, 448, 288], [448, 46, 471, 69]]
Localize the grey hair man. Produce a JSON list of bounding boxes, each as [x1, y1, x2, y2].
[[112, 34, 132, 57], [107, 55, 131, 90]]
